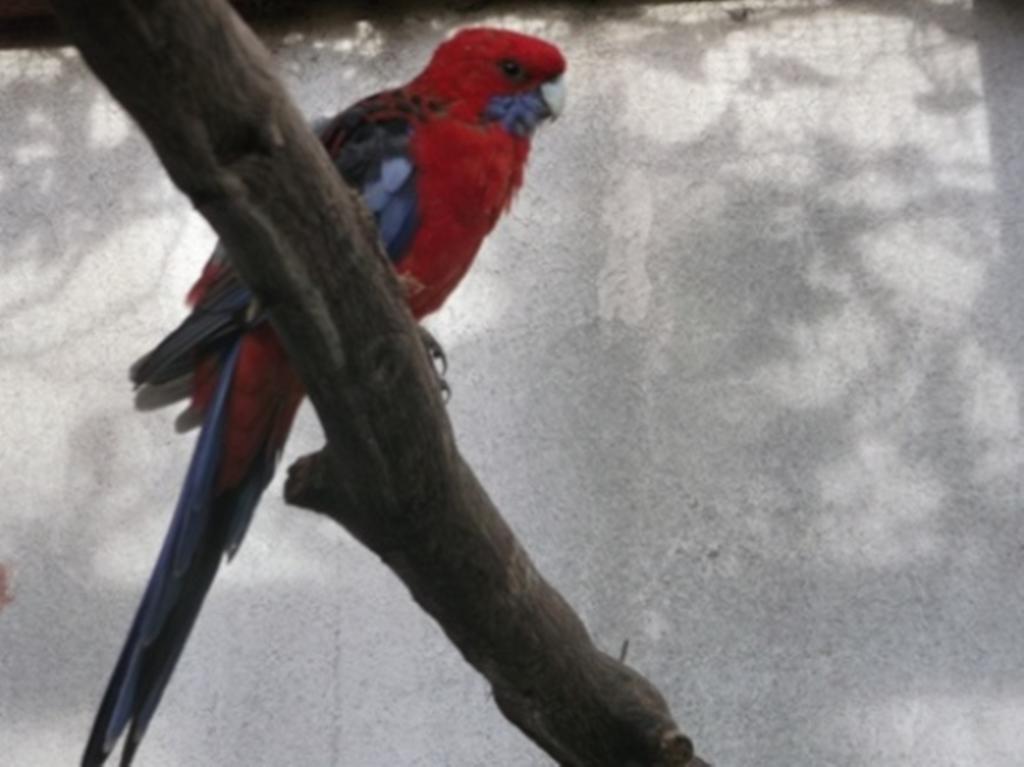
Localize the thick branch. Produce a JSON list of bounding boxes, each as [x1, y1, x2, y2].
[[51, 2, 704, 764]]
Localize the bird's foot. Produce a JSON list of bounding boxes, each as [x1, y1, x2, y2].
[[418, 326, 450, 401]]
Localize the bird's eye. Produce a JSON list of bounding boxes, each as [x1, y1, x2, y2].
[[499, 59, 524, 79]]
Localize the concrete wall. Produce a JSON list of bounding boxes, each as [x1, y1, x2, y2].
[[3, 1, 1023, 764]]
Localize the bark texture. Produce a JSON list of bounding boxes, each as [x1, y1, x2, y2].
[[49, 2, 706, 764]]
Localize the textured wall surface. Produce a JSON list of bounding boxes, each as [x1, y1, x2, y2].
[[3, 1, 1023, 765]]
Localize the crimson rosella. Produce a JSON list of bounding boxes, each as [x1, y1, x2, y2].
[[82, 27, 566, 766]]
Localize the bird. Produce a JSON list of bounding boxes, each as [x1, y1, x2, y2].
[[81, 27, 566, 766]]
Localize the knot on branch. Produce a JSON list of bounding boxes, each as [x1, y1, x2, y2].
[[284, 452, 329, 511], [597, 652, 696, 767], [356, 331, 422, 393], [213, 116, 284, 168]]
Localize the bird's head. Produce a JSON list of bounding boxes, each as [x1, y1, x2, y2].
[[413, 27, 567, 137]]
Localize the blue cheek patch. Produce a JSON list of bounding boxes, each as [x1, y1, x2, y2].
[[485, 89, 549, 137]]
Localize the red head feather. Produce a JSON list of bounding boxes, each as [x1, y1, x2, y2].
[[411, 28, 566, 123]]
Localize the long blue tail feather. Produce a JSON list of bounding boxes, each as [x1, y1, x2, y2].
[[168, 342, 241, 582], [225, 447, 277, 560], [82, 337, 275, 767]]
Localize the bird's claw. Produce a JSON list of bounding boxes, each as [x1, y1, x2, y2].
[[419, 326, 448, 375], [418, 326, 451, 400]]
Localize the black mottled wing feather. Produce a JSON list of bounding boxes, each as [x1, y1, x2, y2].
[[130, 275, 251, 389], [319, 92, 420, 262]]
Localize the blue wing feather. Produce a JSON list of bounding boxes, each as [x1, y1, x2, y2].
[[318, 100, 420, 265], [376, 171, 419, 257]]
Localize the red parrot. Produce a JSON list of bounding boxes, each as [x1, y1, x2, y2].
[[82, 27, 566, 767]]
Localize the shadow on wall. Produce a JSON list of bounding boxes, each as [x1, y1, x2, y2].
[[2, 2, 1023, 766], [0, 563, 12, 612]]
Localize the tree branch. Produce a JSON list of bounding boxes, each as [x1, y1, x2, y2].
[[50, 2, 705, 764]]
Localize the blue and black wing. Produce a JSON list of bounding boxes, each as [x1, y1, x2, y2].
[[318, 91, 421, 264]]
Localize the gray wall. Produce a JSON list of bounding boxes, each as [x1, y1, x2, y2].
[[2, 1, 1023, 764]]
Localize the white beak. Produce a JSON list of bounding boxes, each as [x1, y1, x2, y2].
[[540, 76, 567, 121]]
